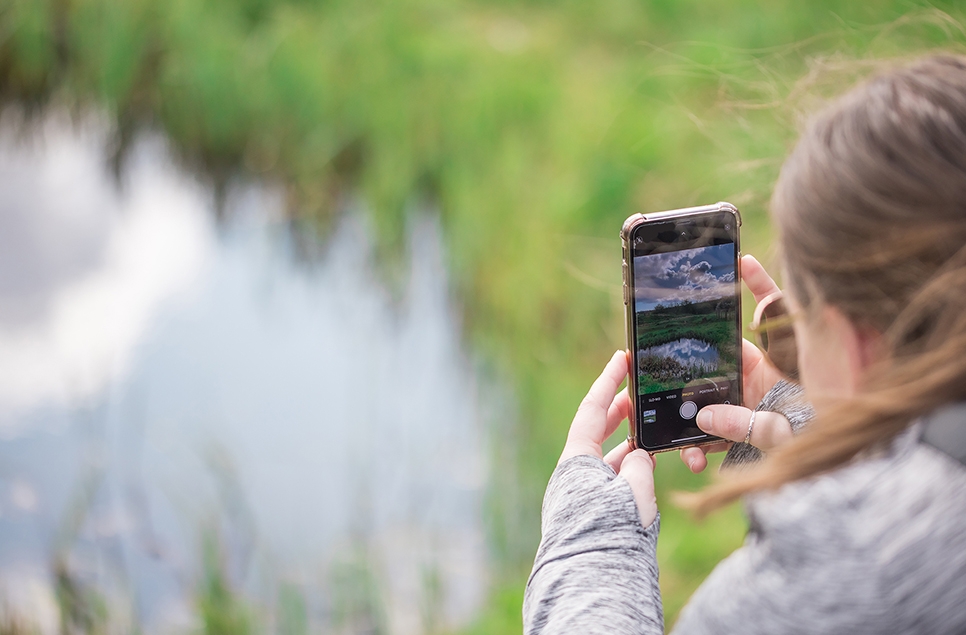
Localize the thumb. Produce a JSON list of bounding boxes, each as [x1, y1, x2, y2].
[[616, 450, 658, 527], [696, 404, 793, 451]]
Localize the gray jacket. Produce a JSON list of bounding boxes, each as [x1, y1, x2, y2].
[[524, 386, 966, 634]]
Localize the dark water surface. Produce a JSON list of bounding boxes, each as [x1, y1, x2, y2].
[[0, 111, 491, 634]]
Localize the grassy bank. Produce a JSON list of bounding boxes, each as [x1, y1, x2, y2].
[[3, 0, 966, 631], [637, 301, 736, 349]]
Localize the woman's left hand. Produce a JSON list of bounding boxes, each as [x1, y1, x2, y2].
[[559, 350, 658, 527]]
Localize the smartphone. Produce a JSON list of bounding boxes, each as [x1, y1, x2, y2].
[[621, 202, 742, 453]]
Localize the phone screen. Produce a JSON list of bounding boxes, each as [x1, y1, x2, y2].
[[630, 211, 741, 451]]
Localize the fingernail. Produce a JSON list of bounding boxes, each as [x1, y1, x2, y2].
[[696, 409, 712, 432], [687, 457, 695, 471]]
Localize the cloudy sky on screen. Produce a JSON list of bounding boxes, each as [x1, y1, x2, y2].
[[633, 243, 735, 312]]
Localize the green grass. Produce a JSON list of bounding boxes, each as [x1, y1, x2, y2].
[[4, 0, 966, 631], [639, 318, 731, 349], [637, 310, 736, 351]]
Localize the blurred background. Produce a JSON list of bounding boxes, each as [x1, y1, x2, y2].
[[0, 0, 965, 632]]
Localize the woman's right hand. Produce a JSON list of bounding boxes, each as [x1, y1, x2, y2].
[[679, 255, 794, 473]]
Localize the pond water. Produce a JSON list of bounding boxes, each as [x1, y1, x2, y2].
[[0, 111, 495, 634], [640, 338, 720, 369]]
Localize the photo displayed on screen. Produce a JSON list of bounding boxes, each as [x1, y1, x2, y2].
[[633, 243, 738, 396]]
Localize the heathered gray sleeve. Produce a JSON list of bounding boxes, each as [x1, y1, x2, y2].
[[523, 454, 663, 635]]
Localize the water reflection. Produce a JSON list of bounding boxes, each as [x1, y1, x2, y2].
[[640, 338, 720, 368], [0, 111, 489, 633]]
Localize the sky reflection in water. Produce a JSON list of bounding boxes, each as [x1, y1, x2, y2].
[[640, 338, 720, 367]]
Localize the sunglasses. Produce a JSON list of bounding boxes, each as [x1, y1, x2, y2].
[[749, 290, 800, 381]]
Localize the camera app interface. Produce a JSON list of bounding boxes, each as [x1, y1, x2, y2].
[[632, 230, 739, 448]]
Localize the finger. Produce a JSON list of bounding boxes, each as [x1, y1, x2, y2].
[[604, 437, 633, 473], [616, 450, 658, 527], [695, 405, 793, 451], [701, 441, 733, 455], [741, 338, 782, 407], [560, 351, 628, 462], [742, 338, 764, 370], [604, 388, 630, 440], [679, 441, 731, 473], [579, 350, 628, 421], [680, 447, 708, 473], [741, 254, 781, 302]]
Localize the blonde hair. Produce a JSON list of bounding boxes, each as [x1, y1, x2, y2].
[[689, 54, 966, 515]]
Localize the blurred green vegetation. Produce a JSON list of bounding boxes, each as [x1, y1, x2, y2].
[[199, 535, 257, 635], [3, 0, 966, 631]]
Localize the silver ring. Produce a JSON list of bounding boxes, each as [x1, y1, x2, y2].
[[744, 410, 757, 445], [626, 434, 636, 450]]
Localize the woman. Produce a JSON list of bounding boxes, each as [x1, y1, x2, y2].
[[524, 55, 966, 634]]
